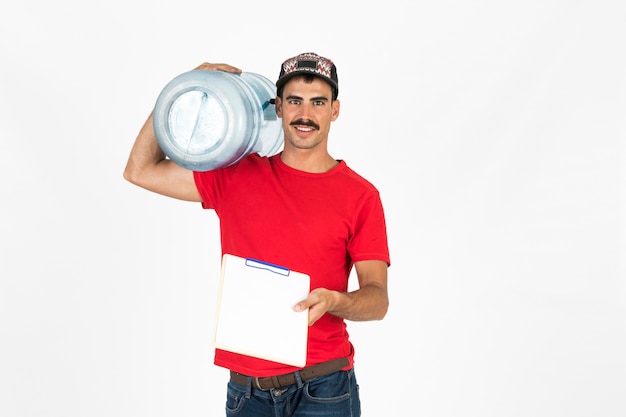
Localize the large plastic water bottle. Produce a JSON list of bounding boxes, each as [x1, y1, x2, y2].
[[153, 70, 283, 171]]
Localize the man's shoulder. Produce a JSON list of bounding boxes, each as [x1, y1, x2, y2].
[[340, 162, 380, 194]]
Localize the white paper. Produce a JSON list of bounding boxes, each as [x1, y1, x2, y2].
[[213, 254, 310, 367]]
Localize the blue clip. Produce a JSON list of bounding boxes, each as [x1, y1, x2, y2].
[[245, 258, 290, 276]]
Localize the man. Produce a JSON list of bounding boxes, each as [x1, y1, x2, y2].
[[124, 52, 390, 416]]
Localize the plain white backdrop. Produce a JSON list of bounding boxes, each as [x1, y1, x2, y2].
[[1, 1, 624, 416]]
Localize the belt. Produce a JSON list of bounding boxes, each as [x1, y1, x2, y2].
[[229, 357, 350, 391]]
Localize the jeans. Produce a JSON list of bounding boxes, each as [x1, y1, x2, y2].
[[225, 368, 361, 417]]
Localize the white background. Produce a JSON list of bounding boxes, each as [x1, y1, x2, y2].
[[1, 1, 625, 416]]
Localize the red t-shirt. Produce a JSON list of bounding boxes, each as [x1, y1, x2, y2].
[[194, 153, 390, 377]]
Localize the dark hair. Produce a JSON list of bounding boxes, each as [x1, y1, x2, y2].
[[276, 73, 338, 101]]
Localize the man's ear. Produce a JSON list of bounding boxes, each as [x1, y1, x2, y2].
[[274, 97, 282, 118], [330, 99, 340, 121]]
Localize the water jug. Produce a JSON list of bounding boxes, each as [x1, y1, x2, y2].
[[153, 70, 283, 171]]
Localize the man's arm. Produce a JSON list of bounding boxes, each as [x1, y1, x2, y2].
[[123, 62, 242, 201], [294, 260, 389, 326], [123, 112, 201, 200]]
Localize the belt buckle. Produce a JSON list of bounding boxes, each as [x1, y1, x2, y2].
[[253, 377, 269, 391], [254, 375, 284, 391]]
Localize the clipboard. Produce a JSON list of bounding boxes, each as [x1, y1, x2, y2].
[[213, 253, 310, 367]]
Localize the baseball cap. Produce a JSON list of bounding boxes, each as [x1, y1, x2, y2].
[[276, 52, 339, 99]]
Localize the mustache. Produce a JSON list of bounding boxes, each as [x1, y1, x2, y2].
[[290, 119, 319, 130]]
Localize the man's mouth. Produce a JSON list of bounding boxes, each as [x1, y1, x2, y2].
[[291, 119, 319, 131]]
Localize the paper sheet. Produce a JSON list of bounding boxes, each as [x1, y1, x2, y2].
[[213, 254, 310, 367]]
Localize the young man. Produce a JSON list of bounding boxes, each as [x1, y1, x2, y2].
[[124, 52, 390, 417]]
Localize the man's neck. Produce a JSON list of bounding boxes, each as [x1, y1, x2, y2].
[[280, 148, 338, 173]]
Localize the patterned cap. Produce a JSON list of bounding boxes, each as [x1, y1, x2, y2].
[[276, 52, 338, 99]]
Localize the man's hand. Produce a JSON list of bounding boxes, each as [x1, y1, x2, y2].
[[294, 288, 338, 326], [193, 62, 242, 74]]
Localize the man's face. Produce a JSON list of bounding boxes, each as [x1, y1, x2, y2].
[[275, 76, 340, 151]]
